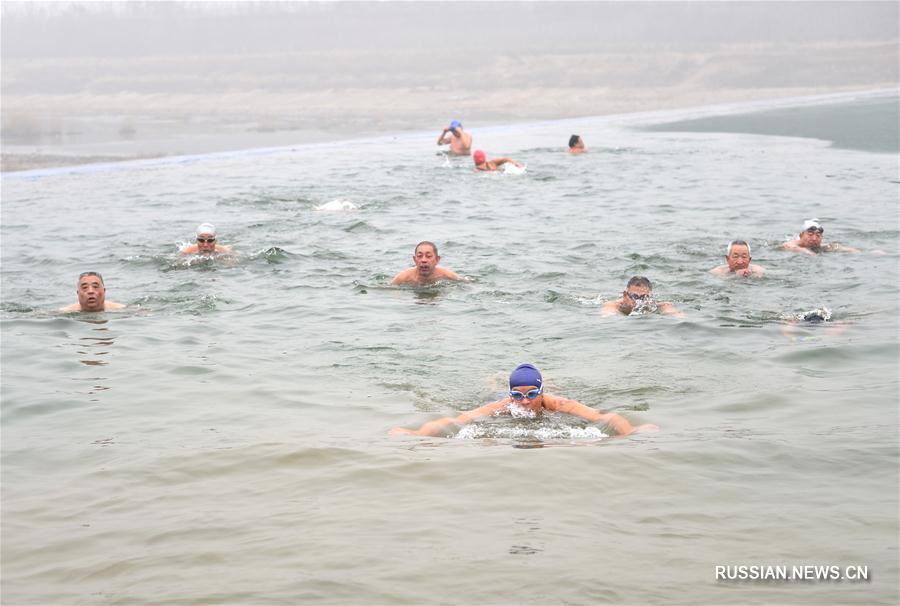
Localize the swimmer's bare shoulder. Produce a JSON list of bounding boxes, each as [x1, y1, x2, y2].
[[600, 300, 623, 316], [59, 302, 126, 312], [179, 244, 233, 255], [434, 267, 463, 281], [390, 268, 419, 285]]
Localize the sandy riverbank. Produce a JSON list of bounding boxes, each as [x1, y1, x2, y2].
[[2, 3, 897, 172]]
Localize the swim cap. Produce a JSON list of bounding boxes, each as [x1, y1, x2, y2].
[[196, 223, 217, 237], [509, 363, 542, 389], [473, 150, 486, 164], [450, 120, 462, 129], [801, 219, 822, 231]]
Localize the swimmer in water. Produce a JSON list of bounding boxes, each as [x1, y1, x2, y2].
[[391, 241, 463, 286], [437, 120, 472, 156], [390, 363, 658, 437], [568, 134, 586, 154], [472, 149, 524, 172], [601, 276, 683, 317], [781, 219, 860, 254], [60, 272, 125, 312], [709, 240, 766, 277], [179, 223, 233, 255]]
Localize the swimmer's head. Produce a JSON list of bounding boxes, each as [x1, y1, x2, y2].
[[622, 276, 653, 313], [802, 308, 832, 323], [196, 223, 217, 237], [801, 219, 823, 233], [508, 364, 544, 413], [509, 363, 542, 389], [725, 240, 751, 272], [413, 241, 440, 276], [449, 120, 462, 130], [799, 219, 823, 250], [195, 223, 217, 253], [76, 271, 107, 312], [473, 150, 486, 165]]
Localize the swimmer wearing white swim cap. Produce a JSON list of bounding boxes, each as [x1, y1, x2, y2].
[[179, 223, 234, 256]]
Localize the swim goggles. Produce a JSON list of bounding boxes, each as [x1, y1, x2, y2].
[[626, 292, 650, 301], [508, 387, 543, 401]]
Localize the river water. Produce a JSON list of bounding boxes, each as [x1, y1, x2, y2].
[[2, 91, 898, 605]]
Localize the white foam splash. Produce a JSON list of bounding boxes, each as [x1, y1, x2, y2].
[[314, 199, 359, 212], [455, 423, 607, 441], [502, 163, 527, 175]]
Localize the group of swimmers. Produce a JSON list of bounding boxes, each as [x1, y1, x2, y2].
[[60, 123, 865, 440], [437, 119, 585, 171]]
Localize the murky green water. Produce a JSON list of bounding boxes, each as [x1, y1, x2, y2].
[[2, 92, 898, 604]]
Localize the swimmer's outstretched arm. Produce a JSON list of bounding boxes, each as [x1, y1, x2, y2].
[[781, 240, 816, 255], [390, 400, 508, 437], [542, 394, 658, 436], [826, 243, 861, 253], [492, 157, 523, 168], [658, 302, 686, 318]]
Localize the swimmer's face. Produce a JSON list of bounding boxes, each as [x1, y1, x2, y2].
[[623, 285, 651, 311], [413, 244, 439, 276], [508, 385, 544, 415], [799, 227, 823, 250], [76, 275, 106, 312], [726, 244, 751, 272], [196, 233, 217, 253]]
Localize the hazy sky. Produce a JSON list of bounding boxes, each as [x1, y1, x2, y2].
[[3, 1, 898, 59]]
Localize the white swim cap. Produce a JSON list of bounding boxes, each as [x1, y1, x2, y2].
[[196, 223, 217, 236], [801, 219, 822, 231]]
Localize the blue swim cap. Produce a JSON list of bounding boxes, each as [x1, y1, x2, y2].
[[450, 120, 462, 129], [509, 363, 542, 389]]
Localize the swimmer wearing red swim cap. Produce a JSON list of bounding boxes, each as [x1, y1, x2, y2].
[[473, 149, 524, 172]]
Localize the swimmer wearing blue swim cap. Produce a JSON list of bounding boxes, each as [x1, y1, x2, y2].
[[437, 120, 472, 156], [390, 363, 658, 438]]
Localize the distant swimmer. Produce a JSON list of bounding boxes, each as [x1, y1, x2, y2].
[[473, 149, 524, 172], [601, 276, 683, 317], [437, 120, 472, 156], [179, 223, 233, 255], [781, 219, 860, 254], [710, 240, 765, 277], [391, 241, 462, 286], [568, 134, 586, 154], [390, 363, 658, 437], [60, 272, 125, 312]]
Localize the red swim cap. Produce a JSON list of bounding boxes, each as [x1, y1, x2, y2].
[[473, 150, 486, 164]]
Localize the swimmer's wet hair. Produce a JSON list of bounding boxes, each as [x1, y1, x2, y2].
[[568, 134, 581, 148], [627, 276, 652, 290], [415, 241, 438, 256], [77, 271, 104, 285], [727, 240, 750, 256]]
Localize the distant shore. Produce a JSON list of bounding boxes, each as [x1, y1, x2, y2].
[[4, 38, 898, 173], [4, 84, 894, 174]]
